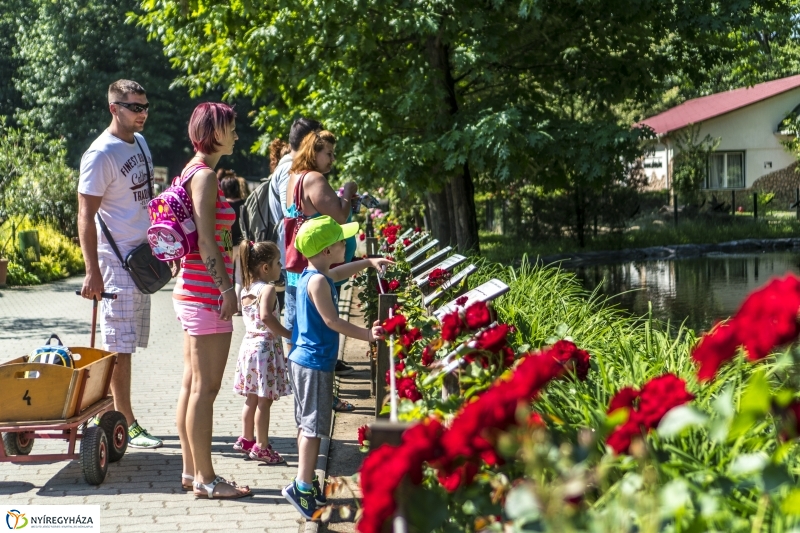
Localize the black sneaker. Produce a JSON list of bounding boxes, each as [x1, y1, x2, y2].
[[282, 480, 316, 520], [334, 360, 355, 376], [313, 475, 327, 506]]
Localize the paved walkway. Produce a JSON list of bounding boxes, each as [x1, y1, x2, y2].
[[0, 276, 339, 533]]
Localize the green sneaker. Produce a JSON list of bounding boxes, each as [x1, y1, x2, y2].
[[127, 421, 163, 449]]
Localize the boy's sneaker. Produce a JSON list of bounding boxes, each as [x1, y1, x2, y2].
[[313, 475, 327, 505], [334, 360, 355, 376], [282, 480, 316, 520], [127, 421, 163, 449], [233, 436, 255, 453]]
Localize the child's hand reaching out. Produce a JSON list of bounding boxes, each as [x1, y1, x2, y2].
[[369, 257, 394, 274], [368, 320, 386, 342]]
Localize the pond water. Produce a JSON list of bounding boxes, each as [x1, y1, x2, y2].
[[571, 252, 800, 333]]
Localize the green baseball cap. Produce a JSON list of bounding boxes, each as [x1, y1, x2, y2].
[[295, 215, 360, 257]]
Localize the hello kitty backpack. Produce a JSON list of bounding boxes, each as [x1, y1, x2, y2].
[[146, 163, 209, 261]]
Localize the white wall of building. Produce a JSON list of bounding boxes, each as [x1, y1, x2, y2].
[[674, 87, 800, 189]]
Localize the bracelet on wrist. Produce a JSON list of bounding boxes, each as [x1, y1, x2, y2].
[[220, 286, 234, 296]]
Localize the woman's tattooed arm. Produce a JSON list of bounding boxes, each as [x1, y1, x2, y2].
[[204, 256, 224, 287]]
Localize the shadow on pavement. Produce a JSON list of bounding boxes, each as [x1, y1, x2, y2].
[[0, 481, 36, 495]]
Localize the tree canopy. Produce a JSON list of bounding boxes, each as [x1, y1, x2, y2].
[[138, 0, 794, 251], [1, 0, 266, 177]]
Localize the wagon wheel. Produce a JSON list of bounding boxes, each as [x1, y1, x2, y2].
[[99, 411, 128, 463], [81, 426, 108, 485], [2, 432, 35, 456]]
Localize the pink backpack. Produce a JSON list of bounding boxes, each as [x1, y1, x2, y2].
[[147, 164, 209, 261]]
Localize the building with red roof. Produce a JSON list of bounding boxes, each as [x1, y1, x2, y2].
[[636, 75, 800, 192]]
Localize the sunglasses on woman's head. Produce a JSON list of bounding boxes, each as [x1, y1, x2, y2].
[[112, 101, 150, 114]]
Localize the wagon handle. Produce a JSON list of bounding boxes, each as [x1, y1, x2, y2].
[[74, 291, 118, 348], [74, 291, 118, 300]]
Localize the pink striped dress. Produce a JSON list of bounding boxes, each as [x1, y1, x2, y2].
[[173, 172, 236, 310]]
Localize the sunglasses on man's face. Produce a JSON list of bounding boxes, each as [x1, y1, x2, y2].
[[112, 101, 150, 114]]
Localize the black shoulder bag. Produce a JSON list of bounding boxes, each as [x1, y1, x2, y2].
[[96, 138, 171, 295]]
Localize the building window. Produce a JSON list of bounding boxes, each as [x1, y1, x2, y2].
[[707, 152, 745, 189]]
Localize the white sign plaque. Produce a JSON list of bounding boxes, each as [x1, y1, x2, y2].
[[432, 277, 510, 319], [424, 264, 478, 307], [414, 254, 467, 287]]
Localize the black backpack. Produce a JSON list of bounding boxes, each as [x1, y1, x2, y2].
[[240, 175, 280, 243]]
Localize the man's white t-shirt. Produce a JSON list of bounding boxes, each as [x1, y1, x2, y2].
[[77, 130, 153, 258]]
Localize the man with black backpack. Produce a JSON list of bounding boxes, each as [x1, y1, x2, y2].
[[240, 117, 355, 377]]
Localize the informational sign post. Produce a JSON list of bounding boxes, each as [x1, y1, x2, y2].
[[432, 278, 510, 319]]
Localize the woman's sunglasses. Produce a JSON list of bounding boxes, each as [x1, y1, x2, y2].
[[112, 101, 150, 114]]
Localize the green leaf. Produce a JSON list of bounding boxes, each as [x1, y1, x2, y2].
[[406, 485, 448, 532], [782, 489, 800, 516], [604, 408, 630, 430], [657, 405, 709, 439], [762, 463, 793, 495], [555, 323, 569, 337], [740, 369, 772, 417]]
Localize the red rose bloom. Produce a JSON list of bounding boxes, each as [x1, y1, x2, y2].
[[388, 279, 401, 292], [475, 324, 510, 353], [386, 235, 397, 245], [359, 233, 366, 241], [550, 339, 592, 381], [358, 424, 370, 447], [636, 373, 694, 428], [455, 296, 469, 306], [421, 344, 436, 366], [605, 373, 693, 455], [502, 346, 516, 367], [403, 238, 412, 246], [397, 376, 422, 402], [400, 327, 422, 349], [358, 419, 444, 533], [528, 412, 545, 428], [386, 245, 394, 252], [382, 314, 407, 335], [414, 226, 422, 233], [692, 275, 800, 381], [437, 460, 479, 492], [607, 386, 640, 414], [441, 312, 463, 342], [464, 301, 492, 330], [428, 268, 451, 287], [382, 225, 401, 238]]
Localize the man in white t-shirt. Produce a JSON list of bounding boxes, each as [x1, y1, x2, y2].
[[77, 79, 162, 449]]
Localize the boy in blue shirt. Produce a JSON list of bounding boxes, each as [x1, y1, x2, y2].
[[282, 216, 390, 519]]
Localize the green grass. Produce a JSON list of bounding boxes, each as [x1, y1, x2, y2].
[[479, 212, 800, 264], [461, 258, 800, 531]]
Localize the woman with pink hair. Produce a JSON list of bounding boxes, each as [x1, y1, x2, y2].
[[173, 102, 251, 499]]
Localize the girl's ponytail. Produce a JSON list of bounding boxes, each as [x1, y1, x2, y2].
[[241, 241, 280, 289], [240, 241, 253, 290]]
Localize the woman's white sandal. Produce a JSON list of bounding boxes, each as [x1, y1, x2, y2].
[[181, 474, 194, 491], [193, 476, 251, 499]]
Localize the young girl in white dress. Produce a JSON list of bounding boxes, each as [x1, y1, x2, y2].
[[232, 241, 292, 464]]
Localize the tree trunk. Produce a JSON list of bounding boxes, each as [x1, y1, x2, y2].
[[426, 189, 452, 246], [575, 187, 586, 248], [426, 33, 480, 253], [448, 164, 480, 252]]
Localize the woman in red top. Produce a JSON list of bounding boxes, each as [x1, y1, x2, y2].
[[173, 102, 251, 499]]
